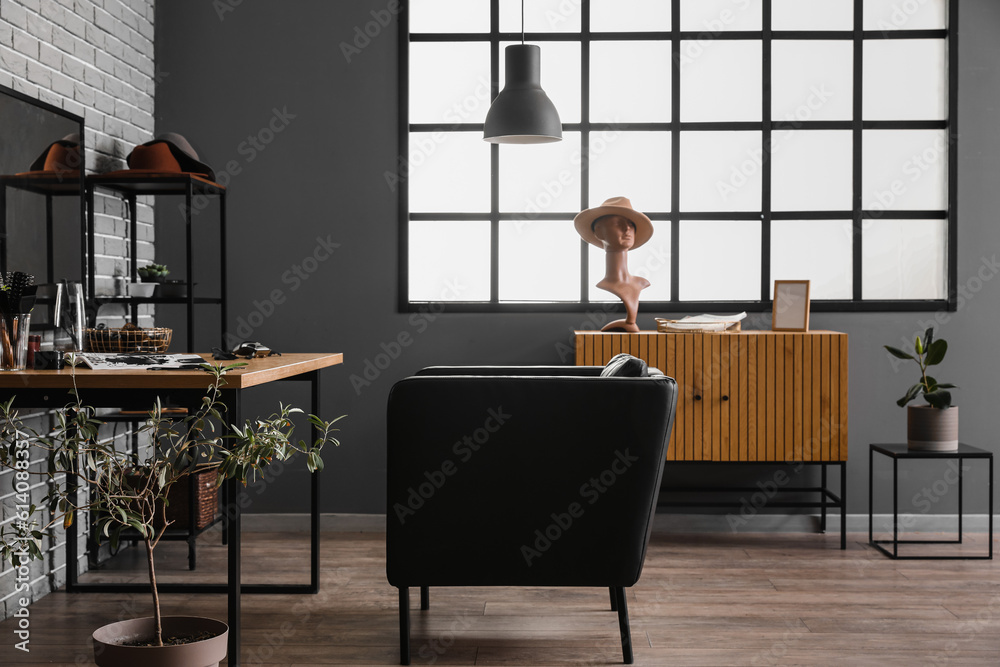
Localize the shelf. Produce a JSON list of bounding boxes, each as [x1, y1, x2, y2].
[[0, 174, 84, 195], [115, 515, 223, 542], [92, 296, 223, 305], [84, 168, 227, 362], [87, 173, 225, 196], [102, 408, 190, 422]]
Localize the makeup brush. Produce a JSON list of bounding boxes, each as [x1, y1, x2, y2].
[[18, 285, 37, 314], [6, 272, 33, 312]]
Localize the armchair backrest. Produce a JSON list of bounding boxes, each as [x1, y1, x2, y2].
[[387, 370, 677, 589]]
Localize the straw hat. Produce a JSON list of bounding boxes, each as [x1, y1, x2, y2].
[[573, 196, 653, 250]]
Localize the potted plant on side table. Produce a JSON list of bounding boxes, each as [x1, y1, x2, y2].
[[0, 361, 344, 667], [885, 327, 958, 451]]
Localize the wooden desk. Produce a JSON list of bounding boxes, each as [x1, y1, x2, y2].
[[0, 352, 343, 667], [0, 352, 342, 391]]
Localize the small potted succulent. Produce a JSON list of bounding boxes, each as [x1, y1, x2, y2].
[[0, 361, 344, 666], [885, 327, 958, 451], [137, 263, 170, 283]]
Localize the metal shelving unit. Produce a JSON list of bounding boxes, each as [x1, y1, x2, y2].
[[85, 173, 227, 349]]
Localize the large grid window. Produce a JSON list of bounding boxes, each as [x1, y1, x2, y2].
[[399, 0, 956, 311]]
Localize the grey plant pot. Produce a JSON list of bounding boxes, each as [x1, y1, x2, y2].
[[93, 616, 228, 667], [907, 404, 959, 451]]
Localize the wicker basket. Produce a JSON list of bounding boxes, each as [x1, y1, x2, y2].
[[86, 323, 172, 353], [164, 470, 219, 530], [124, 469, 219, 531]]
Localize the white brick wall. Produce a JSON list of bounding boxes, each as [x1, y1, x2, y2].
[[0, 0, 156, 620], [1, 0, 156, 291]]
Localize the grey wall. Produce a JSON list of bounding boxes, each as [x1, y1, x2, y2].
[[154, 0, 1000, 517]]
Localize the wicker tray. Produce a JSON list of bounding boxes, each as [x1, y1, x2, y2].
[[86, 323, 172, 353]]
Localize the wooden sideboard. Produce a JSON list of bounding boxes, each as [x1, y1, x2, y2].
[[575, 331, 848, 463]]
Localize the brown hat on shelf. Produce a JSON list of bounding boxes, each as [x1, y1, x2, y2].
[[118, 132, 216, 181], [573, 196, 654, 250], [15, 133, 82, 177]]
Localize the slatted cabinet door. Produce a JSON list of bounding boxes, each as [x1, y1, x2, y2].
[[575, 331, 848, 462]]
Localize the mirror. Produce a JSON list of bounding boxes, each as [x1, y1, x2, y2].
[[0, 83, 85, 335]]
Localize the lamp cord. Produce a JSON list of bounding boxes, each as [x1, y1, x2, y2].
[[521, 0, 524, 44]]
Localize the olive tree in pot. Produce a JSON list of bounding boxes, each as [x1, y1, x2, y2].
[[0, 361, 343, 667], [885, 327, 958, 451]]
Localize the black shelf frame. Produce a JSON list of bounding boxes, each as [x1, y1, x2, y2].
[[97, 409, 224, 571], [92, 296, 224, 306], [85, 174, 228, 350], [657, 460, 847, 550]]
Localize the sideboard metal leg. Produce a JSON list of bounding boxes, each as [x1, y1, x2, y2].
[[840, 461, 847, 550], [820, 463, 828, 533]]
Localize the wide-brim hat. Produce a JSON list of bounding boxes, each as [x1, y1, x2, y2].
[[573, 196, 653, 250], [119, 132, 216, 181], [15, 133, 82, 177]]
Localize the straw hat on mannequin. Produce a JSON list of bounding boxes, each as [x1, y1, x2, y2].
[[574, 196, 653, 333]]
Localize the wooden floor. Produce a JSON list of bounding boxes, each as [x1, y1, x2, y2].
[[3, 529, 1000, 665]]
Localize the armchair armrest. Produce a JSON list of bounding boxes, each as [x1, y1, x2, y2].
[[416, 365, 604, 377]]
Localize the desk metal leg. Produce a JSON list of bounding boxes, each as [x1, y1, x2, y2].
[[67, 470, 79, 590], [226, 391, 243, 667], [66, 409, 80, 591], [311, 370, 321, 593], [221, 480, 229, 546]]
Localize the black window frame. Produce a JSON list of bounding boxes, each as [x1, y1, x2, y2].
[[397, 0, 958, 314]]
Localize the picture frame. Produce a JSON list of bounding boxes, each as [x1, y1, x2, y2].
[[772, 280, 811, 332]]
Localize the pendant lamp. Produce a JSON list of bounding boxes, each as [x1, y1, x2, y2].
[[484, 1, 562, 144]]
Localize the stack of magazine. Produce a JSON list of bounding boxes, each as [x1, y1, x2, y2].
[[654, 312, 747, 333], [73, 353, 206, 370]]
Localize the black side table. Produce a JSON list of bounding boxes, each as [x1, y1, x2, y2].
[[869, 443, 993, 560]]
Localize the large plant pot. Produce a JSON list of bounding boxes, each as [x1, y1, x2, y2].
[[907, 405, 958, 451], [93, 616, 228, 667]]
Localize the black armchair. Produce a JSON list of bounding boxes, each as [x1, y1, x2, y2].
[[386, 365, 678, 664]]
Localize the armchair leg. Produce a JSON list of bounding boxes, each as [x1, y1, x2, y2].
[[420, 585, 430, 610], [399, 587, 411, 665], [609, 587, 617, 611], [613, 586, 633, 664]]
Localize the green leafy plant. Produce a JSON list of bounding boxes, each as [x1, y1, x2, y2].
[[0, 361, 343, 646], [884, 327, 957, 409], [137, 263, 169, 281]]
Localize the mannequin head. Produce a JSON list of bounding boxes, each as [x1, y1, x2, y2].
[[592, 214, 636, 252]]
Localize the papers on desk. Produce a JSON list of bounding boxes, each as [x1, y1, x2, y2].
[[74, 353, 206, 370], [655, 312, 747, 333]]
